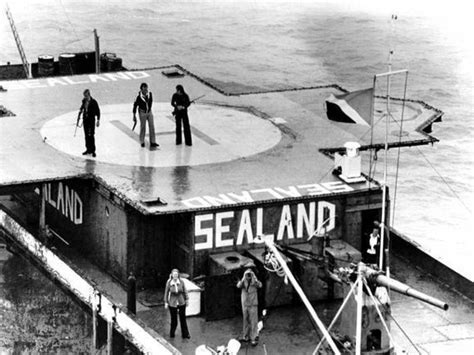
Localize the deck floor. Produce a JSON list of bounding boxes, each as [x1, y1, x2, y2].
[[137, 254, 474, 355], [0, 68, 437, 214]]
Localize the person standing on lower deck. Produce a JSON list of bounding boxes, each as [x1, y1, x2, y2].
[[237, 268, 262, 346], [164, 268, 190, 339], [171, 85, 192, 146], [133, 82, 159, 148], [78, 89, 100, 157]]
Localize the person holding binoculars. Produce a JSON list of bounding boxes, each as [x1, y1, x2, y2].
[[237, 268, 262, 346]]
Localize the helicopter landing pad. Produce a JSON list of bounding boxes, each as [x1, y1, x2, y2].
[[40, 103, 281, 167]]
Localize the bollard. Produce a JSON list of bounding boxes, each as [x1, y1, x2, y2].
[[127, 272, 137, 315]]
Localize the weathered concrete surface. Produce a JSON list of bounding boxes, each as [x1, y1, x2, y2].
[[0, 246, 91, 353], [0, 208, 179, 355]]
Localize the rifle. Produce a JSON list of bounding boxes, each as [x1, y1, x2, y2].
[[190, 94, 206, 104], [172, 94, 206, 116], [74, 114, 82, 137]]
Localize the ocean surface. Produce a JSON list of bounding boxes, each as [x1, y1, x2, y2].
[[0, 0, 472, 350]]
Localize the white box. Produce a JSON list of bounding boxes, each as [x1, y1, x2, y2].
[[182, 278, 202, 316], [342, 155, 361, 178]]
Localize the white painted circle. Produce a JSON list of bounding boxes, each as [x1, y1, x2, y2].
[[40, 103, 281, 167]]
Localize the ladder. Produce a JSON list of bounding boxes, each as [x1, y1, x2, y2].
[[5, 4, 30, 78]]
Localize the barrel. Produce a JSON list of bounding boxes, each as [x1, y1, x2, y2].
[[100, 52, 123, 72], [374, 273, 449, 310], [37, 55, 54, 77], [363, 265, 449, 311], [59, 53, 77, 75]]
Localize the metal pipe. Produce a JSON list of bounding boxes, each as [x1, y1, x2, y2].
[[92, 305, 97, 351], [375, 69, 408, 77], [379, 72, 390, 271], [107, 320, 113, 354], [362, 264, 448, 310], [48, 227, 70, 246], [264, 240, 341, 355], [127, 272, 137, 315], [374, 221, 390, 278], [374, 274, 448, 310], [355, 265, 363, 355], [94, 29, 100, 74], [39, 184, 46, 242]]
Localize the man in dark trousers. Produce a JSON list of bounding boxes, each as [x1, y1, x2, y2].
[[78, 89, 100, 157], [133, 82, 159, 148], [171, 85, 192, 146]]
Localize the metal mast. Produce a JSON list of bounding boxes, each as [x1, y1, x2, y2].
[[378, 14, 398, 275]]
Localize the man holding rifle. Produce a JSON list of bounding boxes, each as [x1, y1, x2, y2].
[[77, 89, 100, 157], [171, 85, 196, 146]]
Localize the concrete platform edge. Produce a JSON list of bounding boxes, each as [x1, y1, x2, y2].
[[391, 227, 473, 301]]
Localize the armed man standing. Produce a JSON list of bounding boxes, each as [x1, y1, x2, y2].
[[171, 85, 192, 146], [133, 82, 159, 148], [78, 89, 100, 157]]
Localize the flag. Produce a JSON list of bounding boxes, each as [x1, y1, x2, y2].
[[325, 88, 373, 126]]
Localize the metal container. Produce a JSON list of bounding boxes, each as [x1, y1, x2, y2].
[[59, 53, 76, 75], [37, 55, 54, 77], [100, 52, 122, 72]]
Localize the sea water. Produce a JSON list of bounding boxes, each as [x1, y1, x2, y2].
[[0, 0, 472, 349]]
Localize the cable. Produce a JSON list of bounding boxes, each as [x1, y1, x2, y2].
[[386, 106, 472, 216], [263, 251, 286, 277], [58, 0, 86, 52], [391, 72, 409, 225], [381, 303, 423, 355], [416, 147, 472, 214]]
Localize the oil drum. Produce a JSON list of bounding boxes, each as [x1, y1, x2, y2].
[[59, 53, 77, 75], [37, 55, 54, 77], [100, 52, 123, 72]]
